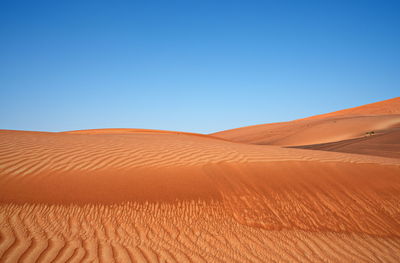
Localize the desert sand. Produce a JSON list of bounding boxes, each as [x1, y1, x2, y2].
[[212, 97, 400, 148], [292, 127, 400, 159], [1, 98, 400, 262]]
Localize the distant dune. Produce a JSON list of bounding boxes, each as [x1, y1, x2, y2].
[[212, 98, 400, 155], [292, 126, 400, 159], [1, 98, 400, 262], [302, 97, 400, 119]]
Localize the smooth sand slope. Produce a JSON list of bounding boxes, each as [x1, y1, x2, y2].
[[212, 97, 400, 149], [1, 126, 400, 262], [293, 126, 400, 159]]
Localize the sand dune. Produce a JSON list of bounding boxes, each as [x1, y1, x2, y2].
[[1, 126, 400, 262], [64, 128, 229, 141], [212, 114, 400, 146], [1, 98, 400, 262], [212, 97, 400, 147], [303, 97, 400, 119], [293, 126, 400, 159]]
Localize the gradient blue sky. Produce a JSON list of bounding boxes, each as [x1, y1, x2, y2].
[[1, 0, 399, 133]]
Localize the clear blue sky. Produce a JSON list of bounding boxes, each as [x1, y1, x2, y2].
[[1, 0, 399, 133]]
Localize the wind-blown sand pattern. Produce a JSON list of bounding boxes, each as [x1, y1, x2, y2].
[[1, 98, 400, 262]]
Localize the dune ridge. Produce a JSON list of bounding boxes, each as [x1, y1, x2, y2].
[[292, 127, 400, 159], [212, 98, 400, 150], [63, 128, 229, 141], [302, 97, 400, 120]]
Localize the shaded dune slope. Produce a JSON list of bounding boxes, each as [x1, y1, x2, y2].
[[1, 129, 400, 262], [212, 97, 400, 147], [292, 126, 400, 159], [213, 114, 400, 146]]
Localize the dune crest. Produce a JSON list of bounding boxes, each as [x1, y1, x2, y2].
[[303, 97, 400, 119], [293, 127, 400, 158], [212, 98, 400, 152]]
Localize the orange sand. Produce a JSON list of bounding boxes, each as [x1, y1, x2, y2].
[[293, 127, 400, 159], [1, 98, 400, 262], [212, 97, 400, 148]]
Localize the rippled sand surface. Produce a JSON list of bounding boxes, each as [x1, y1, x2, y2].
[[1, 128, 400, 262]]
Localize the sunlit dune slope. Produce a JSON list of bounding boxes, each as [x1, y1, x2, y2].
[[64, 128, 226, 139], [1, 129, 400, 262], [212, 97, 400, 146], [1, 129, 399, 204], [212, 114, 400, 146], [303, 96, 400, 119]]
